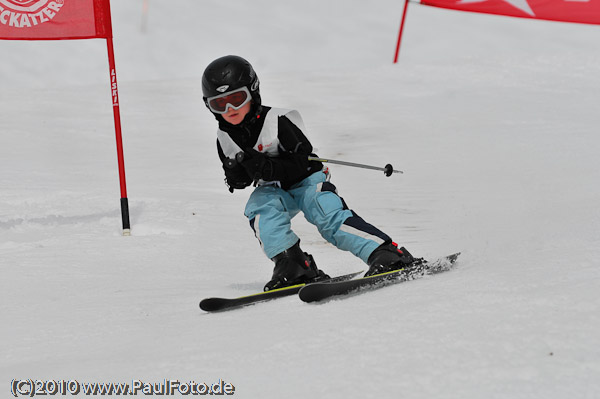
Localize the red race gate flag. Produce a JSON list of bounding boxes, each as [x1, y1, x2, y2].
[[0, 0, 131, 235], [0, 0, 112, 39], [394, 0, 600, 62], [418, 0, 600, 25]]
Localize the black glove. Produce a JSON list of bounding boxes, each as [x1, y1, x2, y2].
[[222, 153, 253, 193], [238, 148, 270, 182]]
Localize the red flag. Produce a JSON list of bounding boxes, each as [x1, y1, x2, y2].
[[0, 0, 112, 40], [419, 0, 600, 25], [0, 0, 130, 234]]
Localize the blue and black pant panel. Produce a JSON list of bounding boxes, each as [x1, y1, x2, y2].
[[245, 172, 391, 263]]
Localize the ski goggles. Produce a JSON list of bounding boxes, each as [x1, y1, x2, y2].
[[206, 87, 252, 114]]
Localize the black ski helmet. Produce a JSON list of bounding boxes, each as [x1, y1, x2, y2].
[[202, 55, 261, 113]]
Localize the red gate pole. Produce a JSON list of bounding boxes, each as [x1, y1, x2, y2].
[[141, 0, 149, 33], [106, 37, 131, 236], [393, 0, 411, 63]]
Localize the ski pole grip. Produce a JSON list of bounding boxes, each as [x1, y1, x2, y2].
[[224, 152, 246, 169], [235, 152, 245, 163]]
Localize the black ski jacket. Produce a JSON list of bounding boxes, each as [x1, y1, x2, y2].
[[216, 106, 323, 191]]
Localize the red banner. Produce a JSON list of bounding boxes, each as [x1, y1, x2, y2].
[[420, 0, 600, 25], [0, 0, 112, 40]]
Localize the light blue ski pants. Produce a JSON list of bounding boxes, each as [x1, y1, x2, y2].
[[244, 171, 391, 263]]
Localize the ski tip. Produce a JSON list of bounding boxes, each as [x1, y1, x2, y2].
[[448, 252, 461, 262], [199, 298, 225, 312]]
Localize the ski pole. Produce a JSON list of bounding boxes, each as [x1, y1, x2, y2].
[[231, 152, 403, 177], [308, 156, 403, 177]]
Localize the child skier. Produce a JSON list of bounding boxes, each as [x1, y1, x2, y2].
[[202, 55, 416, 291]]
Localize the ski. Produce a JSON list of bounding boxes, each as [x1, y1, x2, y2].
[[298, 253, 461, 303], [200, 270, 363, 312]]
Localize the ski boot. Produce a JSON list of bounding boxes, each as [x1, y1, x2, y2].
[[365, 242, 420, 277], [264, 241, 329, 291]]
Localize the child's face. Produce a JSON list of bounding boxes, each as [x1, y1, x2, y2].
[[222, 101, 252, 125]]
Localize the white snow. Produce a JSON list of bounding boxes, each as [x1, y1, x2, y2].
[[1, 1, 600, 398]]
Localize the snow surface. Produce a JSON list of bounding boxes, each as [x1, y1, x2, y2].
[[2, 0, 600, 398]]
